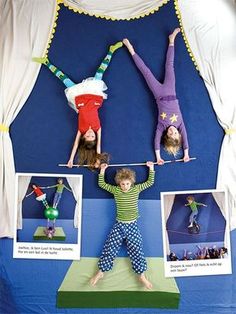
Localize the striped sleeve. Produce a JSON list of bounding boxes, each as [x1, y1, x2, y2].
[[136, 170, 155, 192], [98, 174, 116, 194]]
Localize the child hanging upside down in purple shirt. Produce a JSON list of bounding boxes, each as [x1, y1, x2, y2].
[[123, 28, 190, 165]]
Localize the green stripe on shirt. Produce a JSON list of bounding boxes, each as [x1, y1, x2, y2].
[[98, 170, 155, 222]]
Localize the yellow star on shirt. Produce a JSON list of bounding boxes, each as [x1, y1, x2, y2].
[[170, 114, 178, 123], [160, 112, 167, 120]]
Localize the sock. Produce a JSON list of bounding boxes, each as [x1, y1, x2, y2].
[[32, 57, 75, 88], [42, 199, 49, 208], [94, 41, 123, 80], [109, 41, 123, 53]]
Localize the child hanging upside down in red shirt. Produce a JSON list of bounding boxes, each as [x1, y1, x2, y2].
[[33, 41, 123, 168]]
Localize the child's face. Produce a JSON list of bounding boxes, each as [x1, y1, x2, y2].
[[84, 129, 96, 142], [187, 198, 193, 204], [167, 126, 179, 140], [58, 179, 63, 184], [119, 179, 132, 192]]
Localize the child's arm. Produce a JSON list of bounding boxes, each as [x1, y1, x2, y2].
[[183, 148, 190, 162], [63, 185, 72, 192], [154, 125, 165, 165], [155, 149, 164, 165], [197, 202, 207, 207], [98, 164, 116, 194], [178, 122, 189, 162], [67, 130, 81, 168], [39, 185, 57, 189], [96, 128, 101, 154], [25, 190, 34, 198], [136, 161, 155, 191]]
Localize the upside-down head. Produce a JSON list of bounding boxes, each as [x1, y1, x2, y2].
[[162, 126, 182, 156]]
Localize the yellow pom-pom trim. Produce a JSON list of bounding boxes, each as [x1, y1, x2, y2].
[[174, 0, 199, 72], [45, 0, 171, 56], [58, 0, 170, 21], [42, 1, 62, 58]]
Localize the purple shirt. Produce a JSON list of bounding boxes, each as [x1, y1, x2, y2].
[[154, 96, 188, 150]]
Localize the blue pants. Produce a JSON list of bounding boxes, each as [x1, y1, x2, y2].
[[189, 210, 198, 224], [53, 192, 62, 208], [98, 221, 147, 274]]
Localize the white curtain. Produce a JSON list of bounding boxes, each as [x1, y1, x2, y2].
[[212, 191, 228, 244], [212, 191, 226, 220], [0, 0, 56, 238], [63, 0, 169, 20], [178, 0, 236, 230], [17, 175, 32, 230], [67, 176, 83, 228], [162, 194, 175, 253]]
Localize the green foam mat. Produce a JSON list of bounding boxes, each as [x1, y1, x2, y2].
[[57, 257, 180, 308], [33, 227, 66, 241]]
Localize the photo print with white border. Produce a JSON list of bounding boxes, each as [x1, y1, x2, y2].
[[161, 189, 232, 277], [14, 173, 83, 260]]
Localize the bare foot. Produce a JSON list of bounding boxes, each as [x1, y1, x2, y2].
[[139, 273, 153, 290], [123, 38, 135, 55], [169, 28, 181, 45], [90, 270, 104, 286]]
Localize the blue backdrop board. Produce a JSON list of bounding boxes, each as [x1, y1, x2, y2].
[[1, 0, 235, 313], [167, 193, 226, 247], [22, 177, 75, 220], [11, 1, 223, 199]]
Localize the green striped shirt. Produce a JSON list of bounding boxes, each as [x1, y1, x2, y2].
[[98, 170, 155, 222], [49, 184, 71, 193], [186, 201, 205, 212]]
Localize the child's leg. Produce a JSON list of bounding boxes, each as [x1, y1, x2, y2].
[[42, 199, 49, 209], [98, 223, 124, 272], [126, 222, 152, 289], [32, 57, 76, 88], [188, 212, 195, 227], [193, 210, 198, 224], [163, 28, 180, 93], [94, 42, 123, 80], [90, 270, 104, 286], [90, 223, 123, 286], [189, 211, 198, 227], [131, 52, 162, 99], [53, 192, 61, 208]]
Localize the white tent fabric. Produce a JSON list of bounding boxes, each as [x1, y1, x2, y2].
[[178, 0, 236, 230], [161, 194, 175, 253], [0, 0, 56, 237], [66, 176, 83, 228], [17, 175, 32, 230], [212, 191, 226, 220], [212, 191, 227, 243], [62, 0, 169, 20]]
